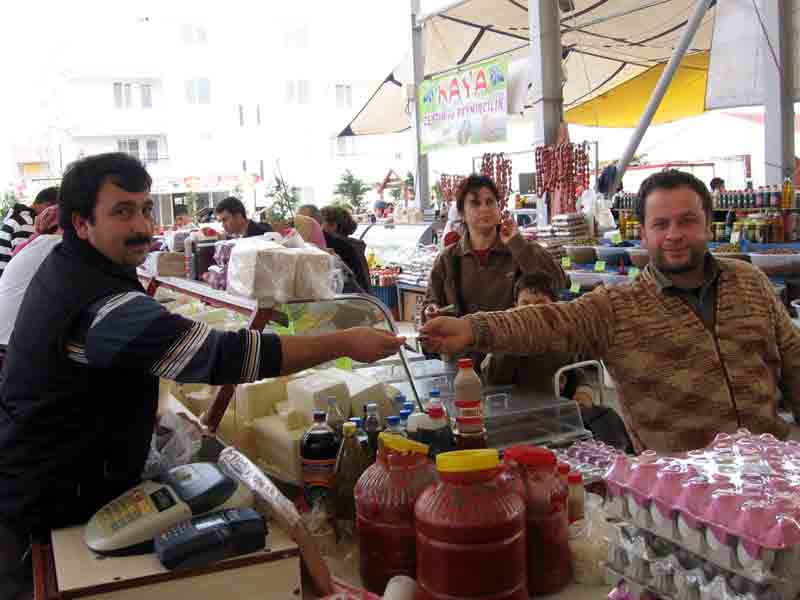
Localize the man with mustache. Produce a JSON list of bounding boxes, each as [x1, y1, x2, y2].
[[0, 153, 404, 599], [422, 169, 800, 454]]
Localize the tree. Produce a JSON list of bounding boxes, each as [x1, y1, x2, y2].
[[263, 163, 299, 222], [389, 187, 401, 203], [334, 169, 370, 212]]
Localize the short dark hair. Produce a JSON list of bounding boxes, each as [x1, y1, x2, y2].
[[456, 174, 499, 215], [514, 273, 559, 302], [637, 169, 712, 224], [215, 196, 247, 218], [709, 177, 725, 192], [59, 153, 151, 233], [321, 205, 357, 236], [34, 186, 59, 205], [173, 205, 189, 217], [297, 204, 322, 224]]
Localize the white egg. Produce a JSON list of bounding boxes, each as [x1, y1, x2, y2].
[[705, 528, 727, 553], [737, 542, 760, 570], [650, 504, 673, 532], [677, 515, 703, 548]]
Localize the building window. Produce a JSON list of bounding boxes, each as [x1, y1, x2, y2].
[[256, 104, 261, 125], [141, 84, 152, 109], [118, 138, 140, 158], [336, 137, 355, 156], [335, 84, 352, 108], [146, 140, 159, 162], [259, 159, 265, 180], [113, 82, 133, 108], [238, 104, 244, 127], [242, 160, 247, 172], [298, 80, 310, 105], [286, 81, 295, 104], [186, 78, 211, 104]]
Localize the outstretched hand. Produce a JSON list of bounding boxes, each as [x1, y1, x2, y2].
[[499, 217, 519, 245], [345, 327, 405, 363], [418, 316, 475, 355]]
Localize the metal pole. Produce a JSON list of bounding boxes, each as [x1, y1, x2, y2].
[[614, 0, 713, 188], [410, 0, 431, 211], [762, 0, 795, 185], [529, 0, 564, 146]]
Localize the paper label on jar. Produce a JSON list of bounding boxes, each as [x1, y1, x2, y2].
[[302, 457, 336, 506], [594, 261, 607, 272]]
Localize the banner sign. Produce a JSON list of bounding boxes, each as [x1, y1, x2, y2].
[[418, 57, 509, 154]]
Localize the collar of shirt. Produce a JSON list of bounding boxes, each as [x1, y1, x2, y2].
[[651, 251, 721, 297], [453, 232, 508, 258]]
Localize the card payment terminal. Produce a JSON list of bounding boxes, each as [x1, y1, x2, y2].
[[84, 463, 253, 555]]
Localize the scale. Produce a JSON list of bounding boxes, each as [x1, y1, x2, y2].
[[84, 463, 254, 556]]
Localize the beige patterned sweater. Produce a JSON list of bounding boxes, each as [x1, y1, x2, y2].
[[466, 258, 800, 453]]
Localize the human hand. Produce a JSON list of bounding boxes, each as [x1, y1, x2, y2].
[[499, 217, 519, 245], [343, 327, 405, 363], [419, 317, 474, 354], [423, 304, 441, 322]]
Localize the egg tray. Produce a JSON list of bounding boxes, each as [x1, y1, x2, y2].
[[603, 431, 800, 582], [607, 578, 663, 600], [605, 533, 793, 600]]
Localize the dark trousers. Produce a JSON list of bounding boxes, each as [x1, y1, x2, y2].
[[0, 522, 31, 600]]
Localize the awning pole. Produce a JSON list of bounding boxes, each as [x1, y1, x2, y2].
[[614, 0, 713, 190], [411, 0, 430, 210], [529, 0, 564, 147]]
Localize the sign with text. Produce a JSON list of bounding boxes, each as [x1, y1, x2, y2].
[[418, 57, 509, 154]]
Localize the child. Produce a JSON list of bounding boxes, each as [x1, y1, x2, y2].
[[482, 273, 632, 452]]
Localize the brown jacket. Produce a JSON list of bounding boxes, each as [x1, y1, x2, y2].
[[466, 257, 800, 454], [423, 233, 567, 317], [481, 351, 591, 397]]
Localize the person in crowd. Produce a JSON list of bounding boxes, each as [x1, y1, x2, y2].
[[292, 213, 327, 250], [596, 165, 623, 197], [297, 204, 322, 224], [0, 206, 63, 373], [0, 153, 403, 598], [0, 187, 59, 278], [321, 205, 371, 293], [173, 204, 193, 229], [421, 170, 800, 454], [709, 177, 726, 193], [422, 174, 566, 322], [214, 196, 273, 238]]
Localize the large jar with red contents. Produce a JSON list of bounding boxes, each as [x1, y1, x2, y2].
[[355, 433, 437, 595], [504, 446, 572, 596], [415, 449, 528, 600]]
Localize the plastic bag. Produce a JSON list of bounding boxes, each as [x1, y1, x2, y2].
[[142, 411, 203, 479], [227, 237, 298, 304], [580, 189, 616, 233], [569, 492, 609, 585]]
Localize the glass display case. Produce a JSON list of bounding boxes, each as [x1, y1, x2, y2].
[[354, 223, 437, 265]]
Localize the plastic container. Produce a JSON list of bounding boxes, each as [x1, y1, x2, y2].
[[355, 433, 436, 595], [415, 449, 528, 600], [505, 446, 572, 596], [417, 399, 454, 458], [568, 471, 586, 523], [364, 403, 382, 461], [625, 248, 650, 268], [748, 252, 800, 272], [564, 245, 597, 265], [386, 415, 405, 437], [334, 421, 370, 540], [349, 417, 369, 453], [594, 245, 631, 265], [453, 358, 482, 404], [301, 410, 339, 511]]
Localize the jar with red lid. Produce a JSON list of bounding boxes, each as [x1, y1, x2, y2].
[[504, 445, 572, 596], [355, 433, 437, 595], [415, 449, 528, 600]]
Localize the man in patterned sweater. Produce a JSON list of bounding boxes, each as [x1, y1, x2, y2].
[[422, 170, 800, 454], [0, 153, 403, 598], [0, 187, 59, 278]]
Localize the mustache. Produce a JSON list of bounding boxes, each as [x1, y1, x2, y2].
[[125, 235, 153, 247]]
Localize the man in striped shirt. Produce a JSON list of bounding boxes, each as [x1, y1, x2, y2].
[[0, 187, 59, 278]]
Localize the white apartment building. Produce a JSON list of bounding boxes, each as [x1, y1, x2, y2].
[[10, 8, 414, 223]]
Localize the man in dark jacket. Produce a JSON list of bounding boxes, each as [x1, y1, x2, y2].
[[0, 153, 403, 599], [214, 196, 272, 238]]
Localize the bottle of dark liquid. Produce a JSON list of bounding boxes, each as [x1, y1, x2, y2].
[[364, 403, 382, 462], [334, 421, 369, 541], [349, 417, 369, 452], [300, 410, 339, 513]]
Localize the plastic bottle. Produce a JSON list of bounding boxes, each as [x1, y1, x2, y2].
[[393, 394, 407, 416], [364, 403, 382, 461], [420, 398, 454, 457], [403, 401, 415, 414], [785, 177, 795, 210], [334, 421, 370, 541], [505, 446, 572, 596], [568, 471, 586, 523], [399, 409, 412, 436], [326, 396, 346, 441], [300, 410, 339, 514], [386, 415, 404, 437], [349, 417, 369, 452], [415, 449, 528, 600], [454, 358, 482, 405], [355, 433, 436, 594]]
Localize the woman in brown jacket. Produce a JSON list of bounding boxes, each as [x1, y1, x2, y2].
[[422, 174, 566, 322]]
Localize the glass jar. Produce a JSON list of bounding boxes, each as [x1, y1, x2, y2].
[[504, 446, 572, 596]]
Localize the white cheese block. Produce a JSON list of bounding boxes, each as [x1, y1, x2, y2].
[[252, 416, 305, 484], [216, 411, 258, 459], [287, 372, 350, 419], [227, 239, 298, 303], [275, 401, 311, 431], [234, 378, 288, 423], [294, 248, 335, 300], [174, 384, 220, 417], [318, 368, 401, 422]]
